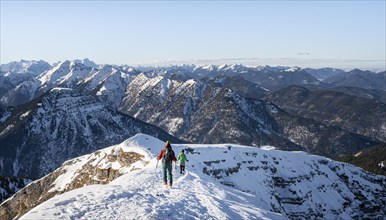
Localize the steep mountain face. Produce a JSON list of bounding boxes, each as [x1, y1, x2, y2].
[[3, 134, 385, 220], [266, 86, 386, 143], [0, 176, 32, 204], [0, 78, 41, 107], [335, 144, 386, 176], [324, 69, 386, 91], [0, 88, 180, 179], [77, 64, 138, 109], [119, 74, 380, 157], [36, 60, 96, 94], [0, 60, 51, 106], [119, 73, 301, 151]]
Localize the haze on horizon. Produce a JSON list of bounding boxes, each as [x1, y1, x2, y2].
[[1, 1, 385, 71]]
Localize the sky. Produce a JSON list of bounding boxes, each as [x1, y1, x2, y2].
[[1, 1, 385, 70]]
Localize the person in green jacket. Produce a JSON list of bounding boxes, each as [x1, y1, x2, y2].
[[177, 149, 188, 174]]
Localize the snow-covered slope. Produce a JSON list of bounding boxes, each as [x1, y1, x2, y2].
[[80, 64, 137, 108], [3, 134, 384, 220], [0, 60, 51, 77], [0, 60, 51, 106]]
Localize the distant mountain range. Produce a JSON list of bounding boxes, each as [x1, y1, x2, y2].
[[0, 59, 384, 184]]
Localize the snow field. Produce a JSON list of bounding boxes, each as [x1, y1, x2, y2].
[[21, 134, 284, 220]]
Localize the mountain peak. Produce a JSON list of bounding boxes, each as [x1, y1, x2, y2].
[[73, 58, 98, 68], [3, 135, 385, 220]]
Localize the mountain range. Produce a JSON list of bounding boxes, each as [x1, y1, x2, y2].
[[1, 59, 385, 209]]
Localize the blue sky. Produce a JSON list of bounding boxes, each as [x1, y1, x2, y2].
[[1, 1, 385, 70]]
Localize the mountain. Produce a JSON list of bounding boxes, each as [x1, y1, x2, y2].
[[36, 60, 95, 93], [201, 75, 269, 99], [329, 86, 386, 103], [0, 176, 32, 203], [324, 69, 386, 91], [1, 59, 383, 157], [191, 65, 323, 90], [77, 64, 139, 109], [0, 60, 51, 77], [266, 86, 386, 143], [0, 88, 180, 179], [2, 134, 385, 219], [73, 58, 99, 69], [119, 73, 302, 150], [119, 73, 380, 157], [301, 85, 386, 104], [335, 144, 386, 176], [304, 67, 345, 81], [0, 60, 138, 108], [0, 60, 51, 106]]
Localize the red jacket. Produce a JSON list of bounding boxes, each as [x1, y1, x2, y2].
[[157, 147, 177, 162]]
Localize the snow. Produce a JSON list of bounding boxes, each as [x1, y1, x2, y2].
[[20, 110, 31, 120], [259, 145, 276, 150], [18, 134, 386, 219], [21, 134, 284, 219], [0, 124, 14, 136], [48, 156, 89, 192], [0, 111, 11, 123], [164, 118, 184, 134], [284, 67, 301, 72], [354, 151, 362, 157], [159, 78, 172, 98]]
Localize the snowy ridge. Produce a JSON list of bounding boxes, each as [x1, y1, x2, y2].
[[8, 134, 385, 220], [0, 60, 51, 76]]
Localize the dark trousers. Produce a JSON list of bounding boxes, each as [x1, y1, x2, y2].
[[180, 165, 185, 174], [162, 163, 173, 186]]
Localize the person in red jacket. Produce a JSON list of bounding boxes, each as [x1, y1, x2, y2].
[[157, 141, 177, 187]]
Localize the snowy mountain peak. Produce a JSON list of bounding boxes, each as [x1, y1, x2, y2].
[[0, 60, 51, 76], [284, 66, 302, 72], [73, 58, 99, 68], [2, 134, 385, 220]]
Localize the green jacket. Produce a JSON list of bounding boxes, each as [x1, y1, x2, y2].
[[177, 152, 187, 164]]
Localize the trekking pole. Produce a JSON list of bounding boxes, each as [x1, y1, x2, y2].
[[156, 159, 159, 170]]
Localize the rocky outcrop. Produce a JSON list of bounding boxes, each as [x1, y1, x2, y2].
[[0, 177, 32, 204], [0, 147, 145, 220]]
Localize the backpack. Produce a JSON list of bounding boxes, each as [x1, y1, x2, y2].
[[163, 148, 173, 163]]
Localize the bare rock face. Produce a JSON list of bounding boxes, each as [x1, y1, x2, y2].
[[0, 147, 145, 220]]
